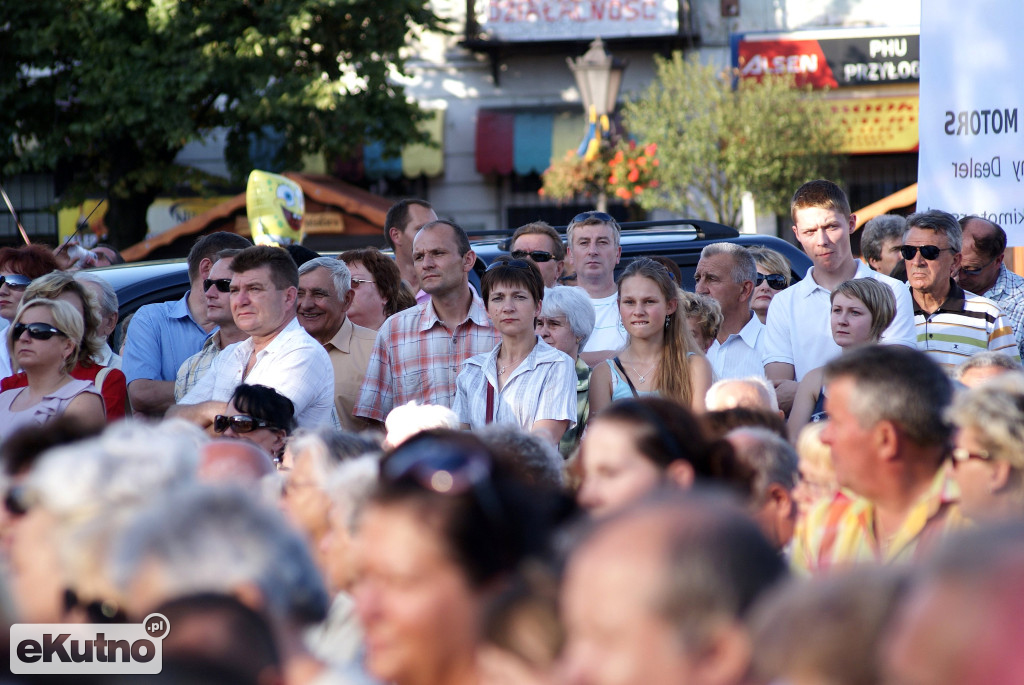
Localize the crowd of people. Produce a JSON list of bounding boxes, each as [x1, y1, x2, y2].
[[0, 179, 1023, 683]]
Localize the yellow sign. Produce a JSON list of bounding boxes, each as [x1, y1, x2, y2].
[[830, 95, 919, 154]]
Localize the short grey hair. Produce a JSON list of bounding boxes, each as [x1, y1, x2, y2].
[[700, 242, 757, 284], [947, 372, 1024, 471], [286, 427, 381, 485], [477, 424, 564, 489], [298, 256, 352, 297], [73, 271, 118, 318], [384, 402, 460, 447], [324, 455, 380, 533], [540, 286, 595, 351], [111, 486, 329, 625], [705, 377, 779, 412], [905, 210, 963, 253], [861, 214, 907, 263], [954, 351, 1023, 380], [726, 427, 799, 503]]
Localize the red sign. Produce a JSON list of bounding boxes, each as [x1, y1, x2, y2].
[[737, 39, 836, 88]]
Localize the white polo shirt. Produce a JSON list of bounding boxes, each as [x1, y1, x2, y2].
[[706, 314, 766, 380], [762, 260, 917, 381]]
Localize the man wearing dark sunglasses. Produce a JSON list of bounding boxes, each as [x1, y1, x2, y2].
[[958, 215, 1024, 360], [566, 211, 627, 361], [763, 180, 916, 413], [174, 250, 248, 401], [510, 221, 565, 288], [904, 210, 1018, 372]]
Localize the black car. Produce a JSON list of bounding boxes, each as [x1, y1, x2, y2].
[[94, 219, 812, 347]]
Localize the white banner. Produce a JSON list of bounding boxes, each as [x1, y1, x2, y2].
[[480, 0, 678, 41], [918, 0, 1024, 244]]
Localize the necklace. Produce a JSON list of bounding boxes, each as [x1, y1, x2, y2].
[[498, 350, 529, 376], [628, 360, 658, 384]]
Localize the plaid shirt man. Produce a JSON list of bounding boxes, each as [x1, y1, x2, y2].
[[354, 293, 500, 423], [981, 263, 1024, 359]]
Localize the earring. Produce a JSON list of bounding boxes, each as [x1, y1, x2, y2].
[[665, 314, 672, 330]]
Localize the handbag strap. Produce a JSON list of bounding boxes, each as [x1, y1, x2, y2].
[[485, 381, 495, 423], [612, 357, 641, 399]]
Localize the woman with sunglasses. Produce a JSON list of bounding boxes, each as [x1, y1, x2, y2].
[[788, 278, 896, 441], [0, 245, 59, 378], [946, 374, 1024, 522], [0, 299, 104, 443], [453, 257, 576, 446], [354, 429, 565, 685], [213, 383, 296, 463], [746, 246, 792, 325], [589, 257, 713, 415], [338, 248, 417, 331]]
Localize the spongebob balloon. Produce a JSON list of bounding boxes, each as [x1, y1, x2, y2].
[[246, 170, 304, 246]]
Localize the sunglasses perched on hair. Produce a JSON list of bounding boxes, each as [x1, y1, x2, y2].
[[3, 484, 34, 517], [351, 278, 375, 289], [64, 588, 127, 624], [213, 414, 277, 434], [0, 274, 31, 290], [951, 447, 991, 464], [203, 278, 232, 293], [571, 211, 616, 225], [510, 249, 555, 263], [486, 258, 533, 272], [755, 273, 788, 291], [900, 245, 955, 261], [12, 322, 67, 341]]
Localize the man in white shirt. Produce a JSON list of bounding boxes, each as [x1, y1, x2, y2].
[[567, 211, 627, 362], [169, 246, 335, 429], [695, 242, 764, 379], [763, 179, 916, 413]]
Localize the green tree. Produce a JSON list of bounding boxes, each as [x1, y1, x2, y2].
[[622, 52, 845, 228], [0, 0, 443, 248]]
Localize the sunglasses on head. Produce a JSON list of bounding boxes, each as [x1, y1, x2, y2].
[[351, 278, 375, 289], [571, 211, 615, 225], [0, 274, 31, 290], [12, 322, 67, 341], [755, 273, 788, 290], [203, 278, 232, 293], [951, 447, 991, 465], [486, 258, 533, 272], [900, 245, 954, 261], [3, 484, 34, 517], [510, 249, 555, 263], [213, 414, 277, 434], [63, 588, 127, 624]]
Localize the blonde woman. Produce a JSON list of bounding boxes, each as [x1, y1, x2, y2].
[[746, 246, 792, 325], [0, 299, 104, 442], [589, 258, 712, 415]]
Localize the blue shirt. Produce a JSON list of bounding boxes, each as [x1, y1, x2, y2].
[[122, 292, 211, 385]]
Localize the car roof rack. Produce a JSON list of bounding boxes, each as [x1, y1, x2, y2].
[[466, 219, 738, 250]]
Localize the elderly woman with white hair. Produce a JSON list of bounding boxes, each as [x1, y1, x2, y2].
[[946, 373, 1024, 522], [535, 286, 595, 456]]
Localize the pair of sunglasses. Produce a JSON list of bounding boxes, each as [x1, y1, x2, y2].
[[571, 211, 616, 225], [3, 484, 34, 517], [0, 274, 31, 290], [204, 278, 232, 293], [951, 447, 991, 464], [900, 245, 955, 261], [213, 414, 277, 434], [755, 273, 788, 291], [351, 278, 375, 289], [510, 249, 555, 263], [63, 588, 127, 624], [12, 322, 67, 341], [486, 258, 534, 272]]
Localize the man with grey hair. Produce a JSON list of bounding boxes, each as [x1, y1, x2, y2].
[[957, 215, 1024, 359], [705, 376, 780, 414], [904, 209, 1018, 372], [477, 424, 564, 490], [73, 270, 121, 368], [792, 345, 958, 573], [565, 211, 626, 359], [695, 242, 765, 379], [954, 350, 1023, 387], [561, 491, 787, 685], [111, 486, 360, 685], [860, 214, 907, 276], [297, 257, 376, 430], [727, 426, 799, 550]]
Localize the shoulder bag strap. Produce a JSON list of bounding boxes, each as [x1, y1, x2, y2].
[[612, 357, 641, 400], [485, 381, 495, 423]]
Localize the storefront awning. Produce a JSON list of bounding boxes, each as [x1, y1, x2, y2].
[[363, 109, 446, 180], [854, 183, 917, 229], [476, 108, 586, 175]]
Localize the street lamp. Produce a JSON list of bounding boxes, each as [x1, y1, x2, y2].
[[567, 38, 627, 211]]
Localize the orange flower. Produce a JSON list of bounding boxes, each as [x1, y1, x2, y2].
[[636, 156, 647, 168], [628, 169, 640, 183], [644, 143, 657, 156], [616, 187, 632, 200], [609, 175, 618, 184], [634, 185, 644, 195]]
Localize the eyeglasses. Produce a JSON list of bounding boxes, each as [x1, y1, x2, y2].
[[959, 258, 998, 276], [951, 447, 991, 464], [351, 278, 375, 289], [510, 249, 555, 263], [203, 278, 232, 293], [571, 211, 616, 225], [755, 273, 788, 291], [3, 484, 34, 517], [0, 274, 31, 290], [213, 414, 277, 434], [63, 588, 126, 624], [900, 245, 955, 261], [486, 258, 533, 272], [12, 322, 67, 341]]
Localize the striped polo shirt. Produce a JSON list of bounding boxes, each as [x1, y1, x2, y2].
[[912, 279, 1021, 372]]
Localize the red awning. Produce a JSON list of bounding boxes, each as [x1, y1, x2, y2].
[[476, 110, 516, 175]]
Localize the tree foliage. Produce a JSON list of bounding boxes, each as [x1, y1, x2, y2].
[[621, 52, 845, 228], [0, 0, 443, 247]]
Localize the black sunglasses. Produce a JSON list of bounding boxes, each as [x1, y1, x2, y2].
[[12, 322, 67, 341], [755, 273, 788, 291], [63, 588, 127, 624], [900, 245, 954, 261], [203, 278, 232, 293], [0, 274, 31, 290], [486, 258, 534, 272], [3, 484, 34, 517], [510, 249, 555, 263], [959, 257, 997, 276], [213, 414, 277, 434], [571, 211, 616, 225]]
